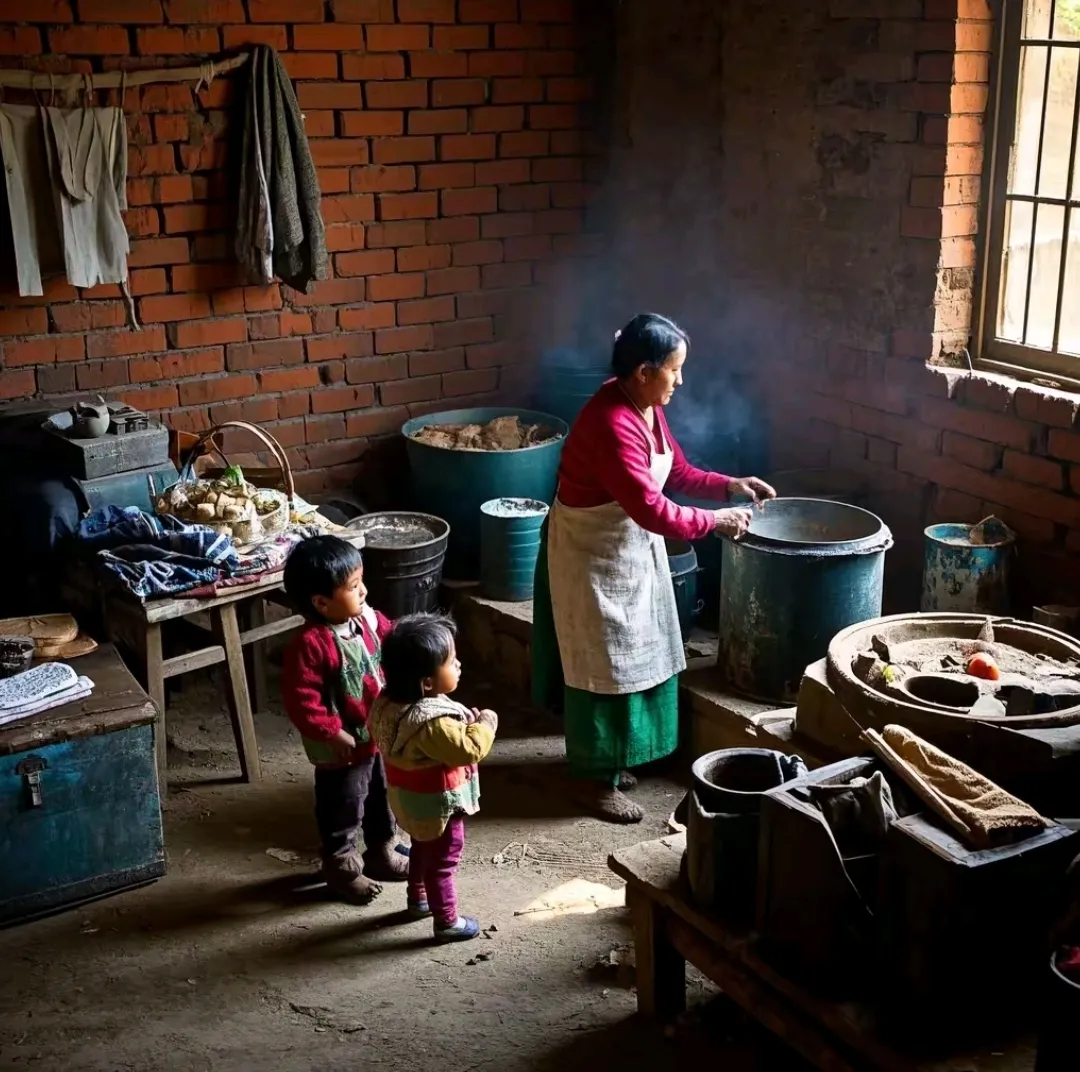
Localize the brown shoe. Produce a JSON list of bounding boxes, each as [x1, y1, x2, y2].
[[362, 840, 409, 882]]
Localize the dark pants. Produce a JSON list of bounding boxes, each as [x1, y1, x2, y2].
[[313, 754, 395, 877], [407, 816, 466, 927]]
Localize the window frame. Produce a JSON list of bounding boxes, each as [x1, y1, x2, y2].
[[977, 0, 1080, 386]]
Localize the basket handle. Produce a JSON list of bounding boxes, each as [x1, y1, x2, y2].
[[186, 421, 295, 506]]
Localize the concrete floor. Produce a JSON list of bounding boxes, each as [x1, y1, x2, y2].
[[0, 670, 804, 1072]]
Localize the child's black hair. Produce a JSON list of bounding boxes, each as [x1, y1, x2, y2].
[[283, 535, 364, 621], [380, 613, 457, 704]]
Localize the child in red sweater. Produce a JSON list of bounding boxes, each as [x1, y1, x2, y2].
[[282, 535, 408, 903]]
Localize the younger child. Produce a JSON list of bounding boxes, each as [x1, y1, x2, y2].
[[370, 614, 497, 943], [282, 535, 408, 904]]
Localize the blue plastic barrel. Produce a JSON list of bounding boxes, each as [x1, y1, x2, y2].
[[480, 498, 549, 602], [921, 518, 1015, 615], [534, 349, 609, 428], [402, 408, 568, 580], [718, 498, 893, 703]]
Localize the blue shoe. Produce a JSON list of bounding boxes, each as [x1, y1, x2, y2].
[[407, 900, 431, 919], [434, 916, 481, 943]]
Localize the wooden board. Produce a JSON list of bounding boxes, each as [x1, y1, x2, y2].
[[0, 645, 156, 756], [608, 835, 1035, 1072]]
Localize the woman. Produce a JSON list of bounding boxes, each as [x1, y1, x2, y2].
[[532, 313, 776, 823]]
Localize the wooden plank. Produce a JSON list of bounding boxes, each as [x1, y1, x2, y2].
[[243, 599, 270, 715], [626, 885, 686, 1020], [0, 646, 155, 756], [144, 623, 168, 790], [211, 603, 261, 782], [162, 645, 226, 678], [608, 837, 1033, 1072], [240, 613, 304, 647]]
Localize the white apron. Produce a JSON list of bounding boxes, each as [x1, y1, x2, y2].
[[547, 421, 686, 696]]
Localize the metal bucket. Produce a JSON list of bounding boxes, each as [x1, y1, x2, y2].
[[667, 539, 700, 641], [1036, 952, 1080, 1071], [718, 498, 893, 703], [480, 497, 549, 602], [921, 518, 1016, 615]]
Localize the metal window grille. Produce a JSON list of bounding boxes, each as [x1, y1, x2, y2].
[[980, 0, 1080, 382]]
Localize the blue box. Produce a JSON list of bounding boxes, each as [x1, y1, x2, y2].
[[0, 647, 165, 926]]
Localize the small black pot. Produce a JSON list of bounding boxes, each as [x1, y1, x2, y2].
[[0, 636, 35, 679]]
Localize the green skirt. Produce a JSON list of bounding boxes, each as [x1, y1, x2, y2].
[[531, 523, 679, 784]]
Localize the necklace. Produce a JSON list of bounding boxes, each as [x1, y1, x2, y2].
[[617, 381, 652, 425]]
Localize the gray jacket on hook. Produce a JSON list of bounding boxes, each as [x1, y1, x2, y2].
[[235, 45, 328, 293]]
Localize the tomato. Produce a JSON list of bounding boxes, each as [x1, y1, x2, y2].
[[967, 653, 1001, 681]]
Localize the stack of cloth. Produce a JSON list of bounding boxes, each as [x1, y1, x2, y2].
[[0, 661, 93, 727], [76, 505, 319, 601]]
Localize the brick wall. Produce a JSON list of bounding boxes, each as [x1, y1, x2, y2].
[[0, 0, 600, 497], [585, 0, 1080, 609]]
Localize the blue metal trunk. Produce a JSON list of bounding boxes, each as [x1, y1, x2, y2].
[[0, 684, 164, 926], [718, 498, 892, 703]]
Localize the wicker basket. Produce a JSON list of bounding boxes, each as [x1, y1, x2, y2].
[[157, 421, 296, 547]]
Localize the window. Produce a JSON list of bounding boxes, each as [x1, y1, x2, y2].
[[980, 0, 1080, 381]]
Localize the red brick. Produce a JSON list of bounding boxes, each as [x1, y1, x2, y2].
[[367, 24, 430, 50], [259, 367, 322, 393], [409, 109, 470, 136], [129, 144, 177, 176], [345, 354, 409, 383], [1002, 450, 1064, 490], [0, 308, 48, 336], [942, 431, 1000, 470], [500, 183, 549, 211], [77, 360, 133, 391], [168, 318, 249, 349], [351, 165, 418, 193], [427, 266, 482, 295], [530, 104, 579, 129], [500, 130, 549, 157], [918, 397, 1035, 451], [130, 346, 224, 384], [481, 212, 534, 238], [534, 208, 581, 233], [226, 339, 305, 371], [460, 0, 517, 20], [171, 263, 242, 292], [163, 202, 230, 233], [86, 326, 167, 360], [409, 347, 465, 376], [0, 369, 36, 399], [297, 84, 365, 111], [323, 194, 377, 222], [342, 111, 405, 137], [244, 286, 284, 313], [398, 0, 455, 19], [319, 169, 352, 195], [179, 374, 258, 406], [429, 216, 481, 243], [137, 26, 219, 53], [129, 268, 169, 295], [398, 245, 452, 271], [311, 385, 377, 415], [346, 406, 411, 437], [432, 79, 488, 107], [504, 233, 551, 260], [398, 296, 456, 325], [306, 334, 375, 361], [495, 22, 545, 48], [470, 50, 527, 77], [3, 336, 82, 367], [331, 0, 394, 18], [339, 304, 398, 331], [222, 24, 288, 50], [279, 53, 338, 81], [51, 302, 128, 333], [379, 192, 439, 219], [434, 25, 490, 50], [473, 105, 526, 133], [343, 54, 407, 80], [441, 187, 498, 216], [366, 220, 428, 247], [164, 0, 244, 19], [138, 293, 211, 323], [372, 136, 437, 165], [488, 78, 540, 105], [440, 134, 497, 160], [419, 162, 476, 189], [50, 26, 130, 52], [336, 250, 398, 276], [366, 83, 428, 113], [311, 140, 371, 168], [373, 325, 433, 354], [380, 375, 442, 406], [326, 224, 369, 252], [955, 52, 991, 83], [368, 273, 426, 301], [475, 159, 530, 185], [445, 368, 498, 396], [294, 24, 365, 49], [304, 412, 347, 442], [434, 318, 494, 348], [248, 0, 323, 19], [453, 240, 504, 267], [119, 384, 181, 411], [301, 112, 337, 139], [0, 27, 42, 53], [482, 261, 531, 288], [38, 366, 77, 395], [410, 51, 469, 78], [1048, 430, 1080, 464]]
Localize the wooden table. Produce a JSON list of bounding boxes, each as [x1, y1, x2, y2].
[[608, 834, 1034, 1072]]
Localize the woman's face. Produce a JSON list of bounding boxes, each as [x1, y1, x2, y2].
[[634, 341, 686, 408]]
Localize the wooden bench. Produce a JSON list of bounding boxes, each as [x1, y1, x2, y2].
[[608, 834, 1034, 1072]]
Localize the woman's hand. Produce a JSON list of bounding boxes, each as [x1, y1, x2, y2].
[[728, 476, 777, 505], [713, 507, 755, 540]]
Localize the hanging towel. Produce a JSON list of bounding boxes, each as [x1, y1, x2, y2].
[[236, 44, 327, 292], [881, 724, 1051, 845]]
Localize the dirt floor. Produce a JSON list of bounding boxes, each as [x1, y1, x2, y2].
[[0, 669, 805, 1072]]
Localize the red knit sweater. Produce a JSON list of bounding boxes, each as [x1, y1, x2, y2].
[[557, 379, 732, 541], [281, 610, 392, 769]]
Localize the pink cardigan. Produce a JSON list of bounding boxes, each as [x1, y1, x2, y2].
[[556, 379, 731, 541]]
